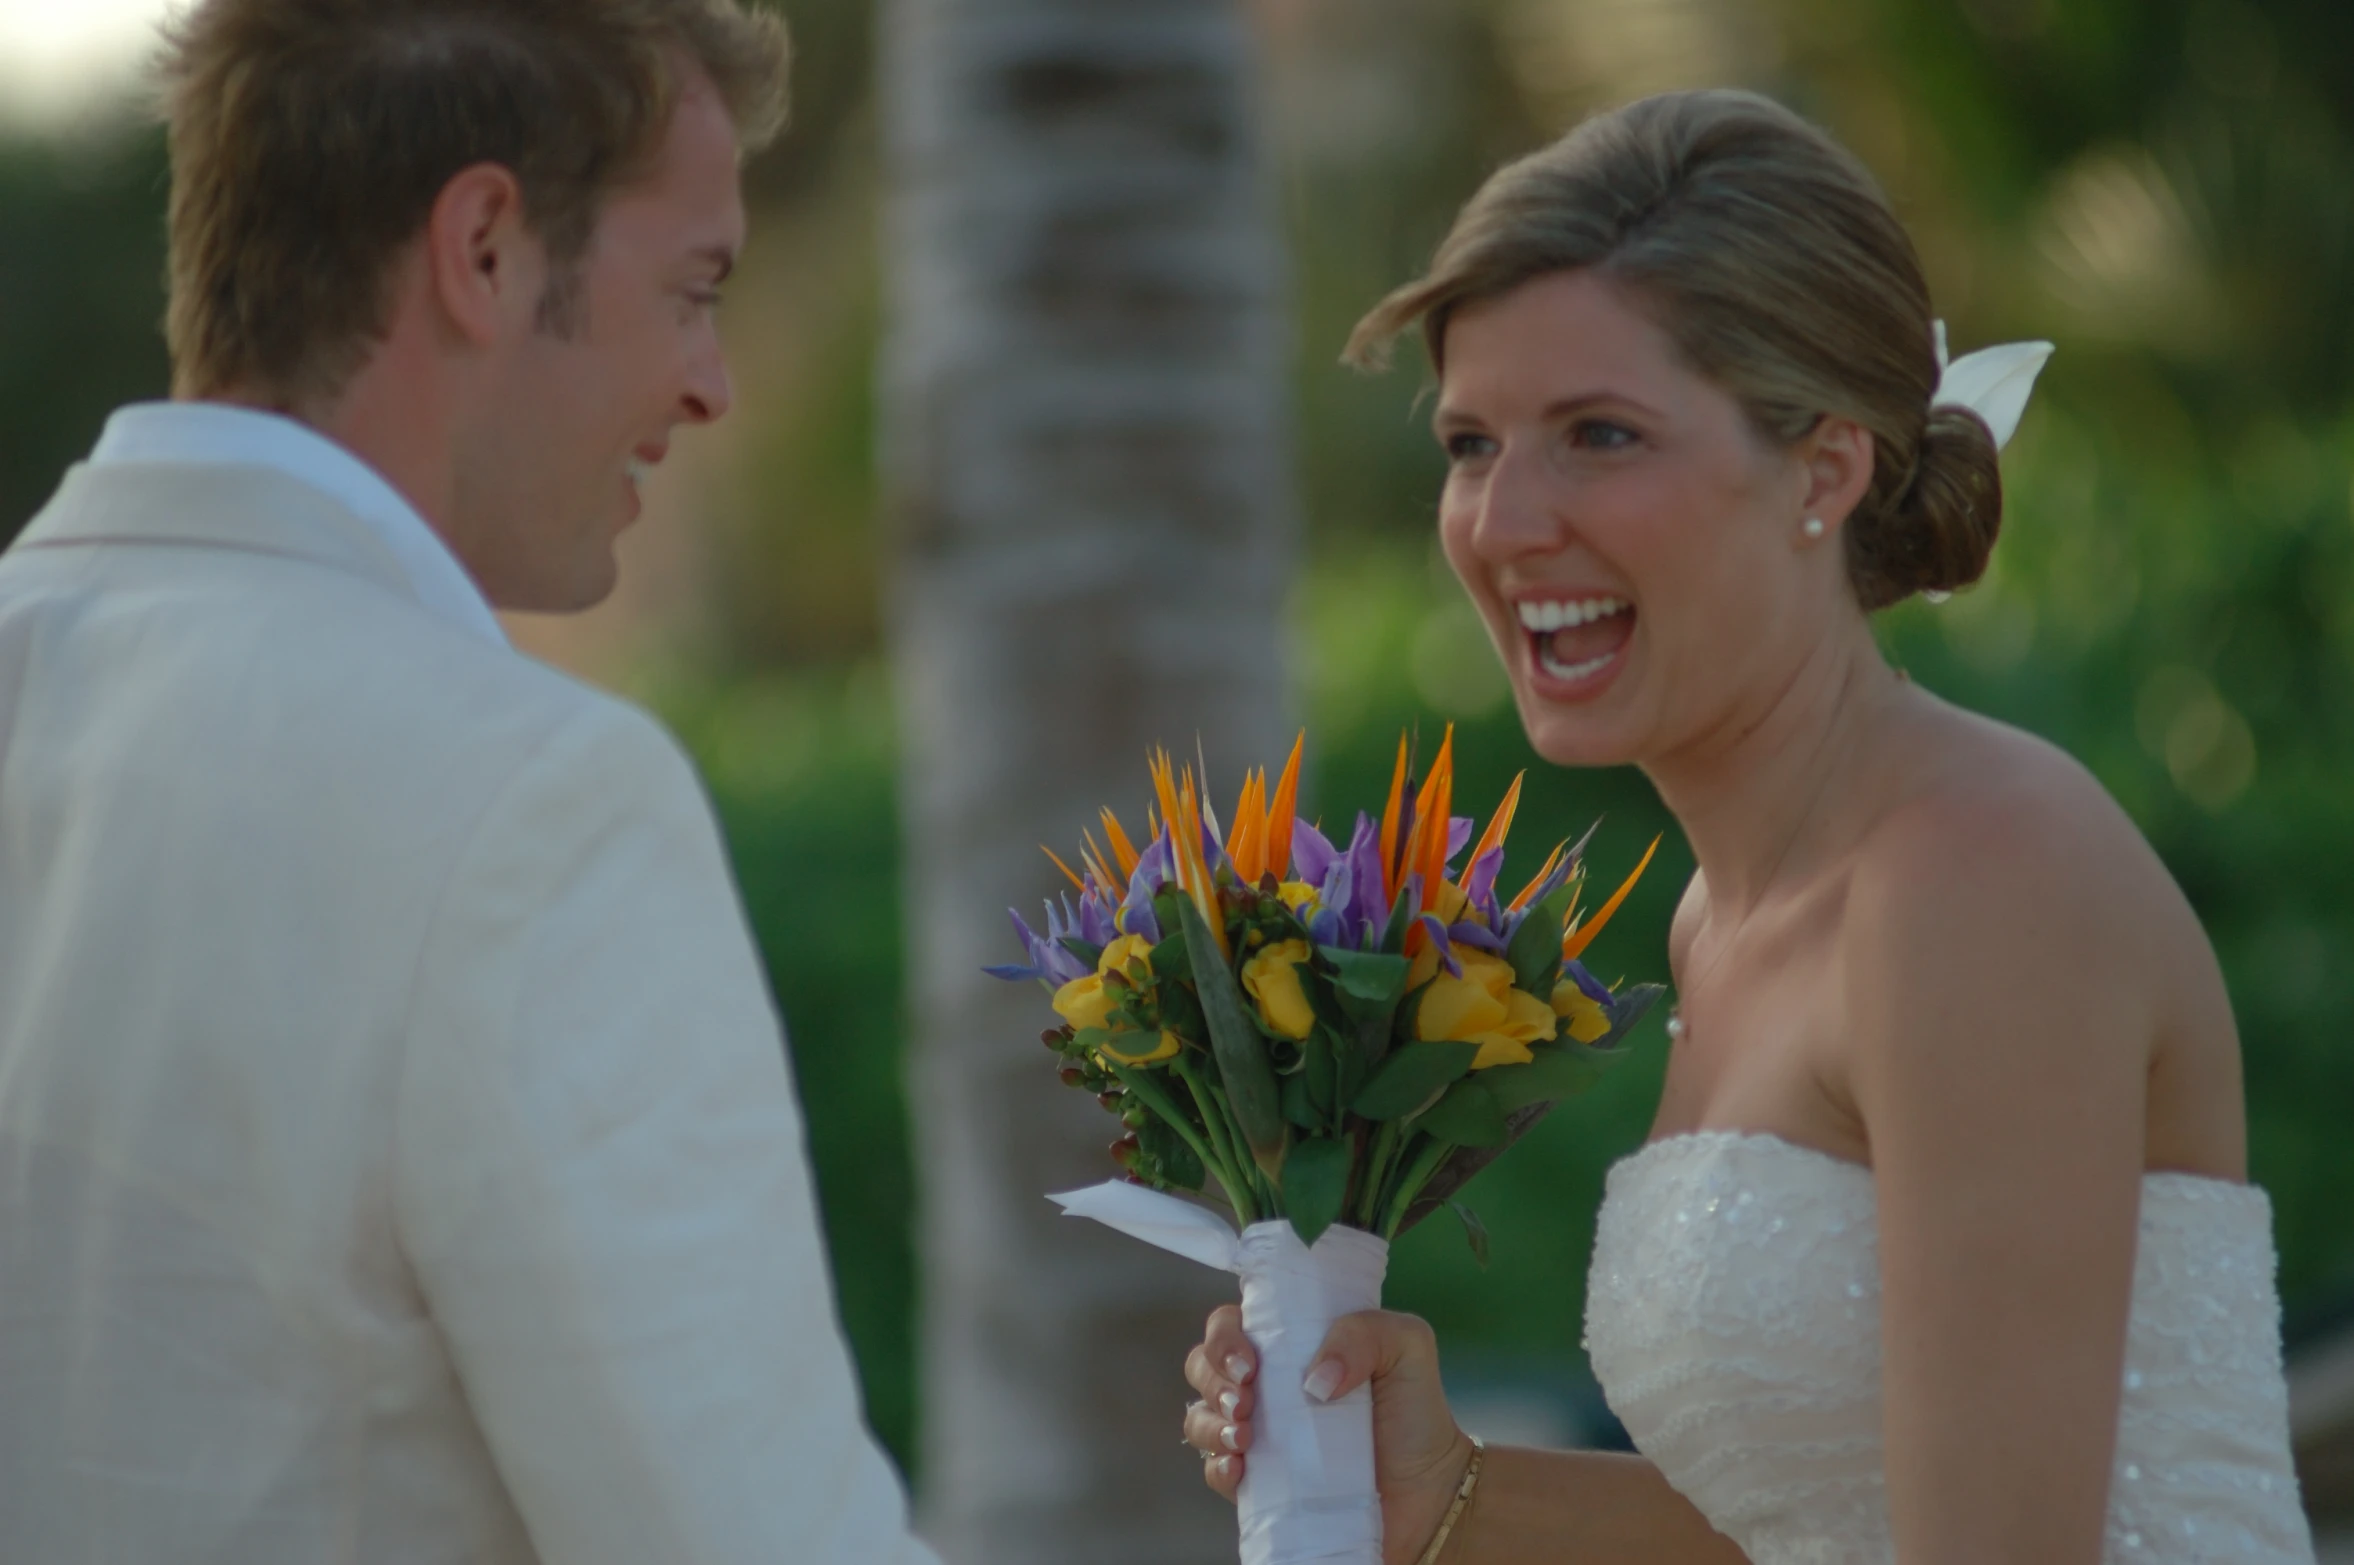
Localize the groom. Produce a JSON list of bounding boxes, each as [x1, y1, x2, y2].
[[0, 2, 936, 1562]]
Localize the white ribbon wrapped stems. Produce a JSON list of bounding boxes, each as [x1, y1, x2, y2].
[[1932, 318, 2054, 451], [1051, 1182, 1389, 1565]]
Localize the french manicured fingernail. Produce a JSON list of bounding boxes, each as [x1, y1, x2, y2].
[[1218, 1389, 1240, 1418], [1214, 1455, 1236, 1480], [1220, 1424, 1240, 1452], [1226, 1355, 1254, 1384], [1303, 1359, 1342, 1402]]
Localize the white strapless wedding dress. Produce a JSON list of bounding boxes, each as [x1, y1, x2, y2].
[[1583, 1131, 2315, 1564]]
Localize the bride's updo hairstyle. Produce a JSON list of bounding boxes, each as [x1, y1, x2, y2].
[[1349, 89, 2001, 611]]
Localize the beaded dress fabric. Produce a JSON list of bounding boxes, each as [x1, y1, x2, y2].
[[1583, 1131, 2314, 1565]]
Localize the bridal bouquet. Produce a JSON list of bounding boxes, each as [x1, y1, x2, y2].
[[991, 730, 1660, 1565]]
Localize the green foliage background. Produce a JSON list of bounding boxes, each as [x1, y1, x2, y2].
[[7, 0, 2354, 1481]]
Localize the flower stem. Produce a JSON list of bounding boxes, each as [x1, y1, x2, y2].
[[1355, 1120, 1401, 1229], [1105, 1059, 1234, 1206], [1379, 1133, 1454, 1239], [1173, 1054, 1256, 1223]]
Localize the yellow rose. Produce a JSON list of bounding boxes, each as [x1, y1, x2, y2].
[[1050, 971, 1116, 1033], [1240, 938, 1316, 1040], [1277, 880, 1320, 914], [1053, 935, 1177, 1062], [1551, 981, 1613, 1044], [1415, 948, 1558, 1069], [1099, 1029, 1184, 1065]]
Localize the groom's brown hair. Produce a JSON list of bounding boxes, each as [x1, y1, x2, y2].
[[159, 0, 790, 408]]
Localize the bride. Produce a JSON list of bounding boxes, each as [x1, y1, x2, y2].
[[1178, 89, 2313, 1564]]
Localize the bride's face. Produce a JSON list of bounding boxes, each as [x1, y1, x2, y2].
[[1434, 268, 1836, 770]]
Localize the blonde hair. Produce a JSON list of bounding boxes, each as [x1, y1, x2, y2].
[[1350, 89, 2000, 611], [161, 0, 790, 408]]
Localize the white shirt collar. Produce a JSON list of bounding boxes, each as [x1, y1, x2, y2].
[[89, 402, 509, 648]]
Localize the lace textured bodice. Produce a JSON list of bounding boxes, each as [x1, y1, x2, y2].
[[1583, 1132, 2313, 1564]]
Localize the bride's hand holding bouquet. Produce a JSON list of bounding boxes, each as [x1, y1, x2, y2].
[[991, 730, 1661, 1565]]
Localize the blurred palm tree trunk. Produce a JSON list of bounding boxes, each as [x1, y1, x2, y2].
[[878, 1, 1296, 1559]]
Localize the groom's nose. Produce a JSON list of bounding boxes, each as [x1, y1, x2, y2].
[[681, 341, 734, 426]]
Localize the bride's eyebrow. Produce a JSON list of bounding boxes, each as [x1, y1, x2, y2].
[[1540, 391, 1663, 421], [1431, 389, 1665, 431]]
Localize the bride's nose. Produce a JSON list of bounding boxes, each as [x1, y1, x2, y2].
[[1466, 438, 1572, 562]]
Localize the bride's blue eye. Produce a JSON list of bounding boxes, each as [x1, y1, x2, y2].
[[1571, 419, 1638, 451], [1443, 432, 1498, 463]]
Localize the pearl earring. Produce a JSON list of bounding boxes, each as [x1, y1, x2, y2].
[[1802, 517, 1826, 541]]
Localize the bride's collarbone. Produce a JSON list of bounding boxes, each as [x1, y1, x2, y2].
[[1648, 1002, 1868, 1166]]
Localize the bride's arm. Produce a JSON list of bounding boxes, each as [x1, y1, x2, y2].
[[1183, 1307, 1745, 1565], [1848, 788, 2182, 1565]]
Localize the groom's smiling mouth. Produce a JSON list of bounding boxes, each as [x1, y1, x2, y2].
[[1514, 593, 1636, 690], [621, 444, 670, 522]]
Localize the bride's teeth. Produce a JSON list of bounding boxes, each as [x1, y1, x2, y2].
[[626, 459, 651, 484], [1517, 596, 1629, 633], [1537, 642, 1619, 681]]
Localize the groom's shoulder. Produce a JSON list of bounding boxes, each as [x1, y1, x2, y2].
[[286, 599, 700, 817]]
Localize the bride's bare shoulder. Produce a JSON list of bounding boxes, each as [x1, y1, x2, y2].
[[1858, 702, 2180, 924], [1843, 700, 2224, 1045], [1839, 698, 2244, 1178]]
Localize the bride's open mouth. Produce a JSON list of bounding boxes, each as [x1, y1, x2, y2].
[[1515, 594, 1636, 693]]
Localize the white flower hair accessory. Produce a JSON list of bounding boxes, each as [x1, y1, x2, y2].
[[1932, 320, 2054, 451]]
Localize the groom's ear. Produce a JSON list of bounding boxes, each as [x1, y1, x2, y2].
[[421, 164, 548, 349], [1797, 415, 1877, 538]]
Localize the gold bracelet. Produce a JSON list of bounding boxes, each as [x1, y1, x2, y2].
[[1412, 1435, 1486, 1565]]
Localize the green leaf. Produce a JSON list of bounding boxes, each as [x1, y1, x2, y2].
[[1319, 947, 1413, 1007], [1281, 1137, 1352, 1248], [1304, 1028, 1337, 1120], [1303, 965, 1353, 1034], [1378, 884, 1416, 955], [1157, 980, 1206, 1041], [1446, 1200, 1491, 1268], [1178, 897, 1288, 1177], [1504, 883, 1575, 997], [1149, 928, 1191, 979], [1060, 936, 1106, 970], [1418, 1076, 1508, 1147], [1392, 982, 1427, 1046], [1351, 1039, 1477, 1120], [1281, 1069, 1320, 1130], [1139, 1114, 1206, 1191], [1606, 983, 1668, 1039], [1478, 1045, 1614, 1113]]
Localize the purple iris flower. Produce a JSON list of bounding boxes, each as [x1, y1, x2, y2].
[[1414, 911, 1464, 978], [1291, 820, 1339, 888], [1076, 887, 1119, 950], [1497, 847, 1581, 944], [1446, 920, 1506, 957], [1337, 814, 1391, 944], [1561, 958, 1613, 1006], [986, 905, 1092, 985], [1463, 845, 1506, 927], [1446, 816, 1474, 865]]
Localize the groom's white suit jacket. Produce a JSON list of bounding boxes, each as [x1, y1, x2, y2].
[[0, 413, 938, 1565]]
